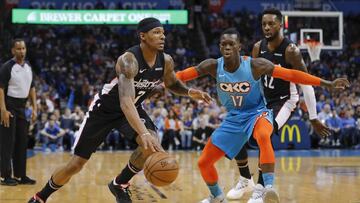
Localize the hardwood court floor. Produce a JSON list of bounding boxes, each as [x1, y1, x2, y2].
[[1, 150, 360, 203]]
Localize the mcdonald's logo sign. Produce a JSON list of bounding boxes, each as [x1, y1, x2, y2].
[[281, 124, 301, 143], [281, 157, 301, 172]]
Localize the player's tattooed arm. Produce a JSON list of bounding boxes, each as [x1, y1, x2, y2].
[[116, 52, 161, 152], [116, 52, 138, 101], [251, 40, 261, 58], [285, 44, 308, 72], [163, 53, 190, 96]]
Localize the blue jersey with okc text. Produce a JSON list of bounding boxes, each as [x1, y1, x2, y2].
[[212, 56, 273, 159], [216, 56, 267, 112]]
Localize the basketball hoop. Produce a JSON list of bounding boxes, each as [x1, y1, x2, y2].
[[305, 40, 322, 62]]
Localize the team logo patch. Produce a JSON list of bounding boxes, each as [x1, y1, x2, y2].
[[219, 82, 251, 93]]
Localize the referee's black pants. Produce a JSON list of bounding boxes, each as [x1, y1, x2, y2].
[[0, 97, 28, 179]]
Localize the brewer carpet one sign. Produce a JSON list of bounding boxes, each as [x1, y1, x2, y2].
[[12, 9, 188, 24]]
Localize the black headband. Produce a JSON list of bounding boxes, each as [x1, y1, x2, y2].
[[137, 19, 163, 33]]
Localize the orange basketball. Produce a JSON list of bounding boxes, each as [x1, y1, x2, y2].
[[144, 152, 179, 187]]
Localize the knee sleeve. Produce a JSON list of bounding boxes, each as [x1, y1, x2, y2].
[[253, 117, 275, 164], [197, 139, 225, 184]]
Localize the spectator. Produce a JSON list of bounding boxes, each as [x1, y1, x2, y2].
[[152, 109, 165, 143], [180, 111, 193, 150], [340, 109, 357, 147], [162, 110, 181, 150], [37, 93, 54, 113], [325, 110, 343, 147], [40, 114, 65, 152], [318, 104, 332, 123], [60, 108, 75, 151], [192, 112, 209, 151]]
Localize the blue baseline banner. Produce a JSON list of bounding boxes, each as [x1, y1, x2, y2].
[[272, 119, 311, 150]]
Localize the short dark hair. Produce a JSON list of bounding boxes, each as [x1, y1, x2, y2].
[[11, 38, 25, 48], [262, 8, 283, 23], [221, 28, 241, 42]]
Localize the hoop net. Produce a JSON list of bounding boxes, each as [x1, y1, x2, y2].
[[305, 40, 322, 62]]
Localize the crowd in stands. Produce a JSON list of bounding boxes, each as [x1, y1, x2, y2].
[[1, 8, 359, 152]]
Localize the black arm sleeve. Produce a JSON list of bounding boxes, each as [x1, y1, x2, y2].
[[0, 60, 13, 89]]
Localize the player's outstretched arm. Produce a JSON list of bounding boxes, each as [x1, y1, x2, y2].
[[163, 54, 212, 104], [116, 53, 161, 152], [251, 57, 350, 89], [175, 58, 218, 82], [286, 44, 331, 137]]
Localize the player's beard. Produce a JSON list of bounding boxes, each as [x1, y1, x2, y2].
[[266, 30, 280, 42]]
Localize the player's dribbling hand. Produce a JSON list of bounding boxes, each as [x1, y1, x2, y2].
[[329, 78, 350, 89], [137, 133, 163, 152], [188, 88, 213, 104]]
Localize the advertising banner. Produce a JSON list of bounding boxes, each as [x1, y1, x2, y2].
[[12, 9, 188, 24]]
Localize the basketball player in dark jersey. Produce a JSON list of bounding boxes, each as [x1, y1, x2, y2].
[[226, 9, 331, 203], [28, 18, 211, 203]]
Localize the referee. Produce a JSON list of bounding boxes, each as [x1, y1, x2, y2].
[[0, 39, 37, 186]]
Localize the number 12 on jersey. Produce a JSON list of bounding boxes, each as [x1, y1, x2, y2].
[[231, 95, 243, 107]]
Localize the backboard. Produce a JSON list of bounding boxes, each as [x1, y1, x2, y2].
[[282, 11, 343, 50]]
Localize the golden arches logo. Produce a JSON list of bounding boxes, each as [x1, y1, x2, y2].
[[280, 157, 301, 172], [281, 124, 301, 143]]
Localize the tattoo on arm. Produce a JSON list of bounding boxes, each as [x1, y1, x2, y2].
[[116, 53, 149, 136], [117, 53, 138, 100], [163, 54, 190, 96]]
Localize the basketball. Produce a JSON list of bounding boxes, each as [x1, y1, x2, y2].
[[144, 152, 179, 187]]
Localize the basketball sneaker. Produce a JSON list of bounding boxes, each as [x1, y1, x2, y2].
[[28, 194, 45, 203], [247, 184, 265, 203], [0, 177, 18, 186], [263, 185, 280, 203], [15, 176, 36, 185], [199, 193, 228, 203], [108, 180, 132, 203], [226, 176, 255, 199]]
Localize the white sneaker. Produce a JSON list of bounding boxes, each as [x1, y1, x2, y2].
[[263, 186, 280, 203], [247, 184, 265, 203], [226, 176, 255, 199], [199, 193, 227, 203]]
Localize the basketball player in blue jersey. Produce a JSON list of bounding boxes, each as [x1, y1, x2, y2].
[[28, 18, 212, 203], [227, 8, 331, 203], [176, 28, 349, 203]]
